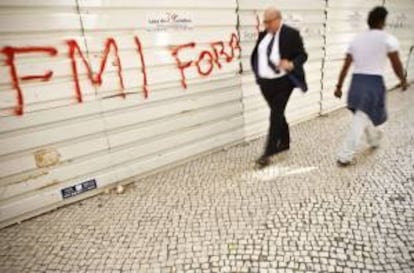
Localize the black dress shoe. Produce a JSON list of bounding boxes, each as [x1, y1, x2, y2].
[[277, 144, 290, 153], [256, 156, 271, 168], [336, 159, 355, 167]]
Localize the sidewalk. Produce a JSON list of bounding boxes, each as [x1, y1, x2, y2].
[[0, 88, 413, 273]]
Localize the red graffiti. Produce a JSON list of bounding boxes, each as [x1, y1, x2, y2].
[[229, 33, 241, 61], [170, 42, 196, 89], [134, 36, 149, 98], [210, 41, 232, 68], [1, 46, 58, 115], [67, 38, 125, 103], [195, 51, 215, 76], [1, 32, 241, 116], [20, 71, 53, 81], [170, 33, 240, 89]]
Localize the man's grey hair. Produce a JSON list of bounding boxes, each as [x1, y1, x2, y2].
[[264, 7, 282, 19]]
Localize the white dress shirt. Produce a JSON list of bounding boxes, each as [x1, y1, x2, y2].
[[258, 26, 287, 79]]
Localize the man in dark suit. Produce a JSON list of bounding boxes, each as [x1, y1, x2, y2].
[[250, 7, 308, 168]]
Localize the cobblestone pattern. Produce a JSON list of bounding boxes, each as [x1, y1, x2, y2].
[[0, 89, 413, 273]]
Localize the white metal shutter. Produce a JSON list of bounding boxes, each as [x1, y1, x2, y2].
[[384, 0, 414, 86], [0, 0, 93, 226], [238, 0, 325, 141], [0, 0, 243, 228]]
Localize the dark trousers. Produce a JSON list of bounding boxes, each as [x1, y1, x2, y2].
[[258, 76, 294, 157]]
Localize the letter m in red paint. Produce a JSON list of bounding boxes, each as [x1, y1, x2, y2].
[[66, 38, 125, 103]]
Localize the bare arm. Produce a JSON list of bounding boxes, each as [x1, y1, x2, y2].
[[388, 51, 408, 91], [334, 54, 353, 98]]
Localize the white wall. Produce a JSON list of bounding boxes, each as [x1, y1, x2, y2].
[[0, 0, 244, 228], [384, 0, 414, 86]]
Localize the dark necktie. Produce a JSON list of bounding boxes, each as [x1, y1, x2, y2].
[[266, 33, 280, 74]]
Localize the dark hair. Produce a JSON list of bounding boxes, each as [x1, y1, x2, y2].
[[367, 6, 388, 28]]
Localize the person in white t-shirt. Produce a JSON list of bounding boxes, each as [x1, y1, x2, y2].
[[334, 6, 408, 166]]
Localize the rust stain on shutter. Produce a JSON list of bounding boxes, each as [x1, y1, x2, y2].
[[34, 148, 61, 168]]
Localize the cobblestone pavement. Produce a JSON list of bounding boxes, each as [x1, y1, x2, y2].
[[1, 88, 413, 273]]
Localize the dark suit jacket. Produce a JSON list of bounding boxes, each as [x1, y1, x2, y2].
[[250, 25, 308, 92]]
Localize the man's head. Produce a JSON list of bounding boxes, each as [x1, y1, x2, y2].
[[367, 6, 388, 29], [263, 7, 282, 33]]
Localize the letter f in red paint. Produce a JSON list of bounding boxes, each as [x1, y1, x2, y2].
[[1, 46, 58, 115]]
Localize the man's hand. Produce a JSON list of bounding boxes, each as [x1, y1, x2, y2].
[[334, 54, 352, 100], [334, 86, 342, 99], [279, 59, 294, 72]]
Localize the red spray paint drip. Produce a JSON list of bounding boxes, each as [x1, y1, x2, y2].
[[134, 36, 149, 98]]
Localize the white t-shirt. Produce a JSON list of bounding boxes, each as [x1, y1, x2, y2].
[[258, 29, 287, 79], [347, 29, 399, 76]]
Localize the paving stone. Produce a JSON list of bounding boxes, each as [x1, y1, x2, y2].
[[1, 89, 414, 273]]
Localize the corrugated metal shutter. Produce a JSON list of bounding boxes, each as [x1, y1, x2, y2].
[[384, 0, 414, 86], [238, 0, 325, 141], [0, 0, 94, 226], [321, 0, 383, 114], [0, 0, 243, 228]]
